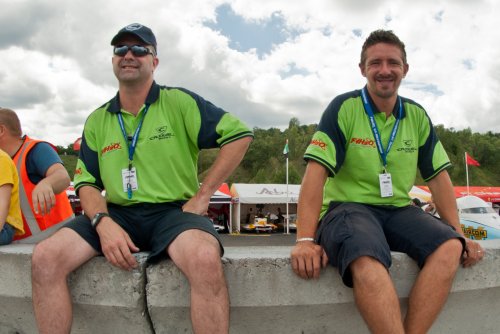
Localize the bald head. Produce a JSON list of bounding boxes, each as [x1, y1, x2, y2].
[[0, 108, 22, 137]]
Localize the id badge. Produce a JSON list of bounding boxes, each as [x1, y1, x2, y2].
[[122, 167, 138, 193], [379, 173, 393, 198]]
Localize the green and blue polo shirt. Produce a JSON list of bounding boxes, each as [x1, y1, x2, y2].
[[75, 81, 253, 206], [304, 87, 450, 217]]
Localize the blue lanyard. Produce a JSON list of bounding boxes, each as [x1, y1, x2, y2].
[[361, 87, 402, 170], [117, 104, 150, 198]]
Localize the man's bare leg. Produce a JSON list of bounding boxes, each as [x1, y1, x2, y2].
[[168, 229, 229, 334], [32, 228, 98, 334], [404, 238, 462, 334], [351, 256, 404, 334]]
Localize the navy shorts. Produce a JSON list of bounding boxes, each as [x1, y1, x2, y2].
[[317, 202, 465, 288], [63, 202, 223, 263]]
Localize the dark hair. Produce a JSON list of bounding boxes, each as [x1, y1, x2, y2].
[[360, 29, 407, 65]]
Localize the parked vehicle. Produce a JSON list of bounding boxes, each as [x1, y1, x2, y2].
[[458, 195, 500, 240], [242, 217, 277, 233]]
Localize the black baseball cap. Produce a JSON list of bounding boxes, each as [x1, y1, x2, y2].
[[111, 23, 157, 51]]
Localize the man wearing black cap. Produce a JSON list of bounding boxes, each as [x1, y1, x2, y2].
[[31, 23, 253, 334]]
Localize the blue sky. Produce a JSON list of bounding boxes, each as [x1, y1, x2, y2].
[[205, 4, 297, 57], [0, 0, 499, 145]]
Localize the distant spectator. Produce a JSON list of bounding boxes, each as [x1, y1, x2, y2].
[[0, 149, 23, 245], [411, 198, 424, 208], [424, 197, 437, 216], [0, 108, 73, 243]]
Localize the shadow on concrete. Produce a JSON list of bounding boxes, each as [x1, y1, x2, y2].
[[219, 233, 296, 247]]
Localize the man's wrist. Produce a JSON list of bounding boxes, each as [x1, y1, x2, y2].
[[91, 212, 110, 229]]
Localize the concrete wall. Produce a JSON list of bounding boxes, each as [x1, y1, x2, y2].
[[1, 240, 499, 333]]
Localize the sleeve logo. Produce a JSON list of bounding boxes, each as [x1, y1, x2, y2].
[[310, 139, 327, 150]]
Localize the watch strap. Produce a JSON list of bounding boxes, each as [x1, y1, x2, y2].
[[91, 212, 110, 229]]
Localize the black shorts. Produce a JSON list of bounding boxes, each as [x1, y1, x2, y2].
[[63, 202, 223, 263], [317, 202, 465, 288]]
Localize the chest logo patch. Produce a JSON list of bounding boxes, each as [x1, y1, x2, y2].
[[396, 139, 417, 153], [350, 137, 375, 148], [101, 142, 122, 156], [149, 125, 174, 141]]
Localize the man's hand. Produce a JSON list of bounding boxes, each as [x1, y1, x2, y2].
[[32, 180, 56, 215], [96, 217, 140, 271], [182, 194, 210, 216], [291, 241, 329, 279], [462, 238, 485, 267]]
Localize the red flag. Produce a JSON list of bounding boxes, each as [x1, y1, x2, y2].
[[466, 152, 480, 166]]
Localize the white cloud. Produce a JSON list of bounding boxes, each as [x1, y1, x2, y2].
[[0, 0, 498, 145]]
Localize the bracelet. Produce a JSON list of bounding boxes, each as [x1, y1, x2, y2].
[[296, 237, 315, 243]]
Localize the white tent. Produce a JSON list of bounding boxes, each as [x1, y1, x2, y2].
[[409, 186, 432, 203], [230, 183, 301, 232]]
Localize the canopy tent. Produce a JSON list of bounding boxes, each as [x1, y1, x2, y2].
[[73, 137, 82, 152], [453, 187, 500, 203], [207, 183, 232, 233], [210, 183, 231, 203], [230, 183, 301, 232], [409, 185, 432, 203], [230, 183, 301, 204], [417, 186, 500, 204]]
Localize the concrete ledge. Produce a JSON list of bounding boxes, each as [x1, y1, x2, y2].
[[0, 245, 152, 334], [1, 240, 500, 333]]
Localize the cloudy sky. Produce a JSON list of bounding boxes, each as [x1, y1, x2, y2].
[[1, 0, 499, 146]]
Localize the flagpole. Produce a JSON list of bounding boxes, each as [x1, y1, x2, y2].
[[285, 140, 290, 235], [286, 156, 289, 234], [465, 152, 470, 195]]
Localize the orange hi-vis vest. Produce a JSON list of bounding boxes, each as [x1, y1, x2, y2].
[[12, 136, 74, 242]]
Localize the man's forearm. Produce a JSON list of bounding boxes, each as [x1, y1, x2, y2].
[[43, 164, 71, 194], [79, 186, 109, 219], [197, 137, 252, 199], [427, 170, 463, 234], [296, 161, 328, 239]]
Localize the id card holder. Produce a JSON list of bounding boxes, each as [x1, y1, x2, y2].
[[122, 167, 138, 193], [379, 173, 393, 198]]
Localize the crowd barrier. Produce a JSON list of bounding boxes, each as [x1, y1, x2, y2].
[[0, 239, 499, 333]]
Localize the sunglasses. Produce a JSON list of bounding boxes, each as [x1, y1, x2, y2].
[[113, 45, 155, 57]]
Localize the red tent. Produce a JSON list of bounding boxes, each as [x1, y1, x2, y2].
[[417, 185, 500, 203], [73, 137, 82, 151]]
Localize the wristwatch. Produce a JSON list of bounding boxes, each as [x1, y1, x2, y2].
[[91, 212, 110, 229]]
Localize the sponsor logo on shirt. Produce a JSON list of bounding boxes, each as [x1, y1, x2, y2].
[[310, 139, 327, 150], [350, 137, 375, 148], [101, 142, 122, 156], [396, 139, 418, 153], [75, 167, 82, 175], [149, 125, 174, 141]]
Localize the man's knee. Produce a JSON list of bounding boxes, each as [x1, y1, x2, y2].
[[32, 239, 66, 283], [350, 256, 389, 285], [184, 242, 224, 283], [427, 238, 463, 270]]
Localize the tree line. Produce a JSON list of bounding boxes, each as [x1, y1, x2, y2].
[[60, 118, 500, 186]]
